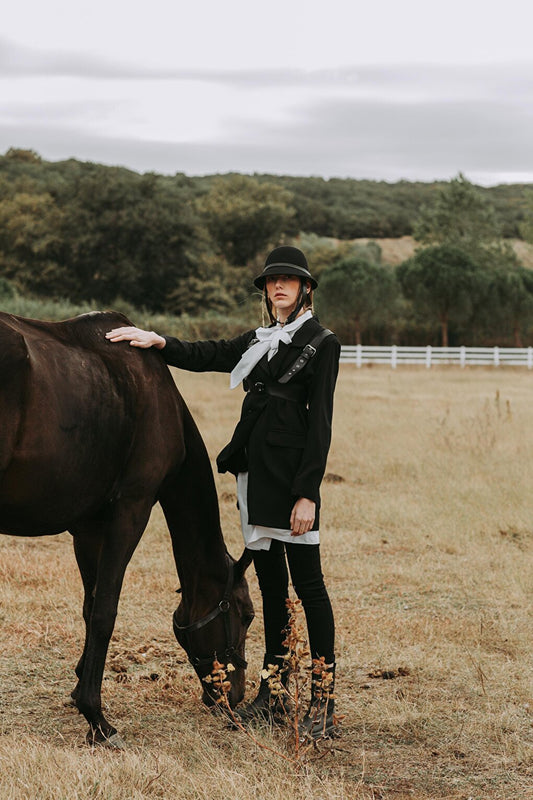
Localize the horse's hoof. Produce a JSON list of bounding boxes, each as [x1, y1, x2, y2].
[[86, 730, 126, 750], [103, 732, 126, 750], [63, 695, 77, 708]]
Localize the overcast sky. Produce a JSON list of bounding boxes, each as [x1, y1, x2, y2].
[[1, 0, 532, 185]]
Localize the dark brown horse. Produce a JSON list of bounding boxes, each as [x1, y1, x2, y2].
[[0, 310, 253, 747]]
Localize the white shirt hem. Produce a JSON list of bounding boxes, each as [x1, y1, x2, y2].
[[237, 472, 319, 551]]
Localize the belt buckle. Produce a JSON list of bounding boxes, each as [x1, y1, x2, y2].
[[254, 381, 266, 394]]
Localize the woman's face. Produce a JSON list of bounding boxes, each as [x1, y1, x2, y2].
[[266, 274, 304, 320]]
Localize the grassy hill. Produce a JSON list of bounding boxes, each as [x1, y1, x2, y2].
[[352, 237, 533, 268]]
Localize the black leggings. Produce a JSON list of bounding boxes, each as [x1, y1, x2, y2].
[[251, 540, 335, 663]]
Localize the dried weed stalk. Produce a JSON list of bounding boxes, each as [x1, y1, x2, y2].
[[202, 597, 339, 764], [281, 599, 341, 746]]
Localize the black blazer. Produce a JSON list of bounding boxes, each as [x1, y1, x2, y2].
[[162, 317, 340, 530]]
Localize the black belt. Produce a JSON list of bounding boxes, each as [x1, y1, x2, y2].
[[243, 379, 306, 403]]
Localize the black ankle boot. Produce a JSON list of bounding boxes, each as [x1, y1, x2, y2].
[[298, 661, 338, 740], [236, 654, 289, 724]]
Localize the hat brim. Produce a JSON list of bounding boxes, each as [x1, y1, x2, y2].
[[253, 263, 318, 290]]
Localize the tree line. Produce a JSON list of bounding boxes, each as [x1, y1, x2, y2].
[[0, 148, 532, 346]]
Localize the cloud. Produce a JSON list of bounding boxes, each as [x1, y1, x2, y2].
[[2, 35, 532, 97], [255, 96, 533, 171], [1, 101, 532, 187], [0, 36, 303, 82], [1, 38, 532, 185], [214, 81, 533, 182]]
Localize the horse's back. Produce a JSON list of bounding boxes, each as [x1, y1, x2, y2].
[[3, 310, 134, 357], [0, 311, 184, 536]]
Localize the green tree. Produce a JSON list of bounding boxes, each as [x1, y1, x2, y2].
[[519, 190, 533, 243], [414, 173, 499, 258], [4, 147, 42, 164], [0, 276, 16, 300], [164, 254, 236, 315], [316, 255, 397, 344], [198, 175, 295, 265], [487, 265, 533, 346], [0, 191, 68, 296], [397, 245, 483, 347], [61, 169, 201, 310]]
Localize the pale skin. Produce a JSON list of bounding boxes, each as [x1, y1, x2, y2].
[[105, 274, 316, 535]]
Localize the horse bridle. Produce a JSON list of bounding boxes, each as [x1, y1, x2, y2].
[[172, 556, 249, 672]]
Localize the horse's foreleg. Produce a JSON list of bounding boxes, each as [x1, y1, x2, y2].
[[72, 499, 152, 747], [69, 528, 104, 704]]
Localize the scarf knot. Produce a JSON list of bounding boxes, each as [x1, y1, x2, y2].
[[229, 310, 312, 389]]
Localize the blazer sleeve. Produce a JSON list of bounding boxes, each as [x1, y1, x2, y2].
[[162, 330, 255, 373], [291, 333, 341, 505]]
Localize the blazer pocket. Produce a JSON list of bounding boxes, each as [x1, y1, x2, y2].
[[266, 429, 306, 448]]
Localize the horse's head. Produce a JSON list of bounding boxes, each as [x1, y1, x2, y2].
[[173, 550, 254, 709]]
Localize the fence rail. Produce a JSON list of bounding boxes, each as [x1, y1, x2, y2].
[[340, 345, 533, 368]]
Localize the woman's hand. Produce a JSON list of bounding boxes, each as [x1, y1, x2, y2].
[[105, 327, 166, 349], [290, 497, 316, 536]]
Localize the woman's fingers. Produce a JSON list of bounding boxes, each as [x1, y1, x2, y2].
[[105, 327, 165, 349], [105, 326, 140, 341], [290, 497, 316, 536], [290, 506, 296, 530]]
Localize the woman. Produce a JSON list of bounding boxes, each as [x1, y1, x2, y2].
[[106, 245, 340, 739]]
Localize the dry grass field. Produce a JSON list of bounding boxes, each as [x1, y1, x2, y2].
[[1, 365, 533, 799]]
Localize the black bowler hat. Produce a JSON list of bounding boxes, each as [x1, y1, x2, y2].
[[253, 246, 318, 290]]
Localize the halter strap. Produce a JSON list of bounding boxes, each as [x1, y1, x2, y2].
[[173, 556, 248, 670], [173, 559, 233, 634]]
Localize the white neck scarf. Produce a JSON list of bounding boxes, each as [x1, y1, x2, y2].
[[230, 310, 312, 389]]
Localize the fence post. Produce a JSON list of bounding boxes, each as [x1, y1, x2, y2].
[[528, 347, 533, 370], [425, 345, 431, 369], [460, 346, 466, 368], [391, 345, 397, 369], [494, 346, 500, 367], [356, 344, 362, 368]]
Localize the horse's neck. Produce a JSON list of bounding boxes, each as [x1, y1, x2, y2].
[[159, 404, 229, 604], [170, 521, 228, 606]]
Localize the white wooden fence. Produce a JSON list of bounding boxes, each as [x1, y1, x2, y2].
[[340, 345, 533, 368]]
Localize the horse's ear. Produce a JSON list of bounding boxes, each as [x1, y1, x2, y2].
[[233, 548, 253, 582]]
